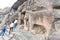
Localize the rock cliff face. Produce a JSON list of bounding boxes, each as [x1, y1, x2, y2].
[[0, 0, 60, 40], [0, 7, 11, 23], [52, 0, 60, 6], [11, 0, 27, 11]]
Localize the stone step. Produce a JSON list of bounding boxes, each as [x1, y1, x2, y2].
[[0, 36, 4, 40], [3, 35, 10, 40]]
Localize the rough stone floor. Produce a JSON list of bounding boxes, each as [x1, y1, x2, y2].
[[0, 25, 60, 40]]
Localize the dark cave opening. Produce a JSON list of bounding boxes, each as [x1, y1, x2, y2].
[[53, 6, 60, 9]]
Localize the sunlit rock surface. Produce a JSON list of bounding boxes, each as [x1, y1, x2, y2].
[[0, 0, 60, 40]]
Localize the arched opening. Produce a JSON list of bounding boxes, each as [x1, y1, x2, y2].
[[33, 24, 46, 34], [20, 11, 26, 24]]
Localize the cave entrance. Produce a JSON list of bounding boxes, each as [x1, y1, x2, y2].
[[33, 24, 46, 34]]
